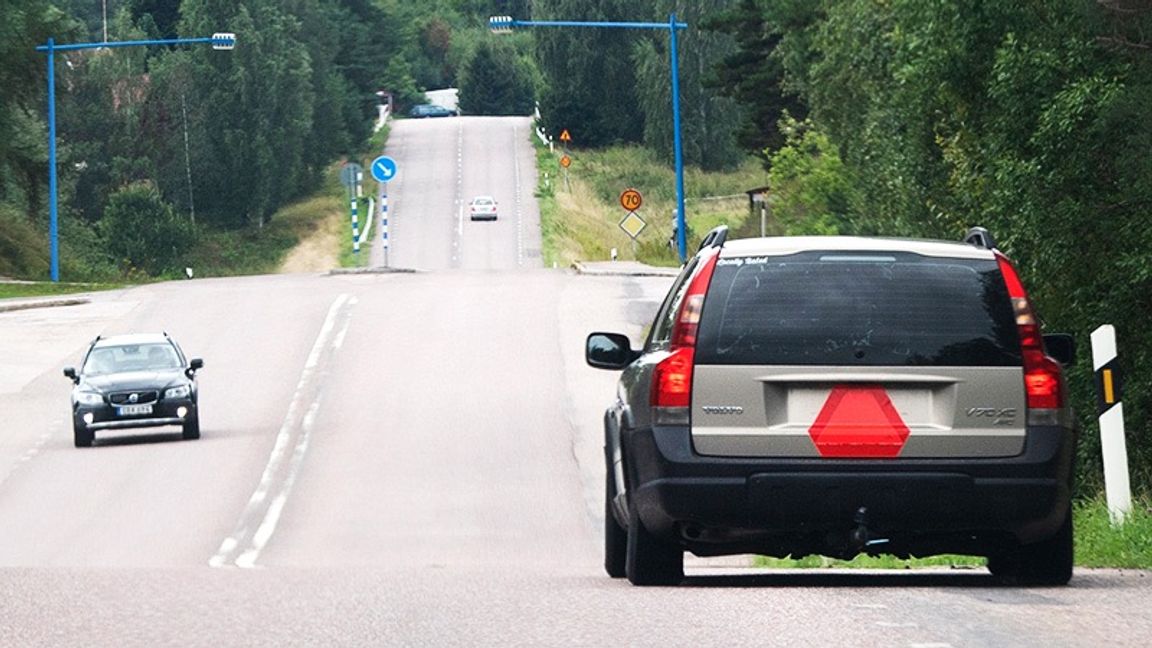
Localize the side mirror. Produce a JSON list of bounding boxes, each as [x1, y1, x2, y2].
[[586, 332, 638, 370], [1044, 334, 1076, 367], [187, 358, 204, 377], [63, 367, 78, 383]]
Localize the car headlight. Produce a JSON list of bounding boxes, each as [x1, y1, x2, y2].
[[165, 385, 192, 399], [75, 391, 104, 406]]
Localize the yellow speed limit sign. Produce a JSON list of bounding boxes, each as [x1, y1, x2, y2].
[[620, 188, 643, 212], [560, 155, 572, 168]]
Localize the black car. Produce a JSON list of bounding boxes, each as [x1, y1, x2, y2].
[[408, 104, 455, 118], [586, 226, 1077, 586], [64, 333, 203, 447]]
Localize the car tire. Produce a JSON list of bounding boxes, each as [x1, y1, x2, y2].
[[182, 414, 201, 440], [605, 468, 627, 578], [987, 505, 1073, 586], [73, 423, 93, 448], [625, 497, 683, 586]]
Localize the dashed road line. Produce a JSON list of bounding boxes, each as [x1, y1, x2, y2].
[[513, 123, 525, 267], [210, 294, 355, 568]]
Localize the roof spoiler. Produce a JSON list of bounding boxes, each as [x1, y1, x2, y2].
[[963, 226, 997, 250], [697, 225, 729, 253]]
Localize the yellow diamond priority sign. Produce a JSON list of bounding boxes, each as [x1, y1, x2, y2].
[[619, 211, 647, 239]]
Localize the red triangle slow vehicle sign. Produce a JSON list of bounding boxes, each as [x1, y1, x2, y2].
[[808, 385, 910, 458]]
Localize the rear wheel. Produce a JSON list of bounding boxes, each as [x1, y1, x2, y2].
[[182, 414, 200, 440], [987, 506, 1073, 586], [73, 423, 93, 448], [604, 468, 627, 578], [625, 499, 683, 586]]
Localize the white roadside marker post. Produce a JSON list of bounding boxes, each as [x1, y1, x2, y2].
[[1090, 324, 1132, 525]]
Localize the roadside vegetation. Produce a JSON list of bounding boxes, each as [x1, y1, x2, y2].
[[0, 281, 123, 300], [0, 1, 526, 289], [535, 142, 767, 268]]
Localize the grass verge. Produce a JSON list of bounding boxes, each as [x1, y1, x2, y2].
[[534, 142, 768, 268], [1073, 495, 1152, 568], [339, 124, 392, 267], [753, 496, 1152, 569], [0, 281, 124, 300]]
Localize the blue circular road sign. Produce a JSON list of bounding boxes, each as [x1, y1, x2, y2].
[[370, 155, 398, 183]]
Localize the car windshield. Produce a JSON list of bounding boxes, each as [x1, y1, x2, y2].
[[83, 343, 181, 375], [474, 198, 493, 206]]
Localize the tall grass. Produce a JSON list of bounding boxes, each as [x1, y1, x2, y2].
[[535, 143, 768, 268], [1074, 496, 1152, 568]]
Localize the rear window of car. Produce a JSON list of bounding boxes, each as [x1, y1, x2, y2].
[[695, 252, 1021, 367]]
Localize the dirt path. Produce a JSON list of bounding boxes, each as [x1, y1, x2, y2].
[[279, 208, 344, 273]]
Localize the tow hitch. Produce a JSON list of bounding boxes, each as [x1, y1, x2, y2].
[[849, 506, 890, 554]]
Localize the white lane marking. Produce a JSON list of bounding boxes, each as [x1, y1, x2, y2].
[[513, 123, 524, 267], [234, 396, 322, 569], [2, 431, 52, 489], [877, 621, 919, 628], [451, 120, 464, 267], [18, 433, 49, 463], [331, 297, 356, 350], [909, 644, 953, 648], [210, 294, 350, 568], [853, 603, 889, 610]]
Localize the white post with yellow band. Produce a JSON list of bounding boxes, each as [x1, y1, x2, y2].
[[1090, 324, 1131, 524]]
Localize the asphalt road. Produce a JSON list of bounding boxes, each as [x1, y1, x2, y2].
[[373, 115, 541, 270], [0, 117, 1149, 646]]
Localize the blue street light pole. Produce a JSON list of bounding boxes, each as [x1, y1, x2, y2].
[[490, 15, 691, 263], [36, 33, 236, 282]]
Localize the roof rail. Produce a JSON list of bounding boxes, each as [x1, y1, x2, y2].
[[963, 226, 997, 250], [697, 225, 729, 252]]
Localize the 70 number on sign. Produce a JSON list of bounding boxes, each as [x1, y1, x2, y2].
[[620, 188, 643, 212]]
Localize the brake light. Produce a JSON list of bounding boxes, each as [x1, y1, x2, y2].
[[996, 253, 1064, 409], [652, 347, 694, 408], [651, 251, 720, 409]]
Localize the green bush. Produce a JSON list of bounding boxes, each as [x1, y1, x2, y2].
[[0, 203, 48, 278], [99, 182, 196, 277]]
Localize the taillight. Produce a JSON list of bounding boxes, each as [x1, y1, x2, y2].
[[652, 347, 694, 408], [996, 253, 1064, 409], [651, 251, 720, 410]]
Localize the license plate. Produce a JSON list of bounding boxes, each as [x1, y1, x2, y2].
[[118, 404, 153, 416]]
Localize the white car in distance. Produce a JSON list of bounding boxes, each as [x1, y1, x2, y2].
[[469, 196, 498, 221]]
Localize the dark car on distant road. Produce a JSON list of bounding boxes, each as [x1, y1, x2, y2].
[[64, 333, 203, 447], [409, 104, 455, 118]]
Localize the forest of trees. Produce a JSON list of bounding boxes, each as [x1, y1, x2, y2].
[[0, 0, 536, 278], [1, 0, 1149, 494]]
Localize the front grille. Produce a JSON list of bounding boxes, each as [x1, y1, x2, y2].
[[109, 391, 159, 405]]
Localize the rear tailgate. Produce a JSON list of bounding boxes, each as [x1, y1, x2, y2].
[[691, 365, 1027, 458], [691, 248, 1026, 459]]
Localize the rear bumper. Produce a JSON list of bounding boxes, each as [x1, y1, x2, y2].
[[624, 424, 1076, 557]]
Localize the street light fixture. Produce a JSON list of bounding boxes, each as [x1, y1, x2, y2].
[[35, 32, 236, 282], [489, 15, 691, 263]]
